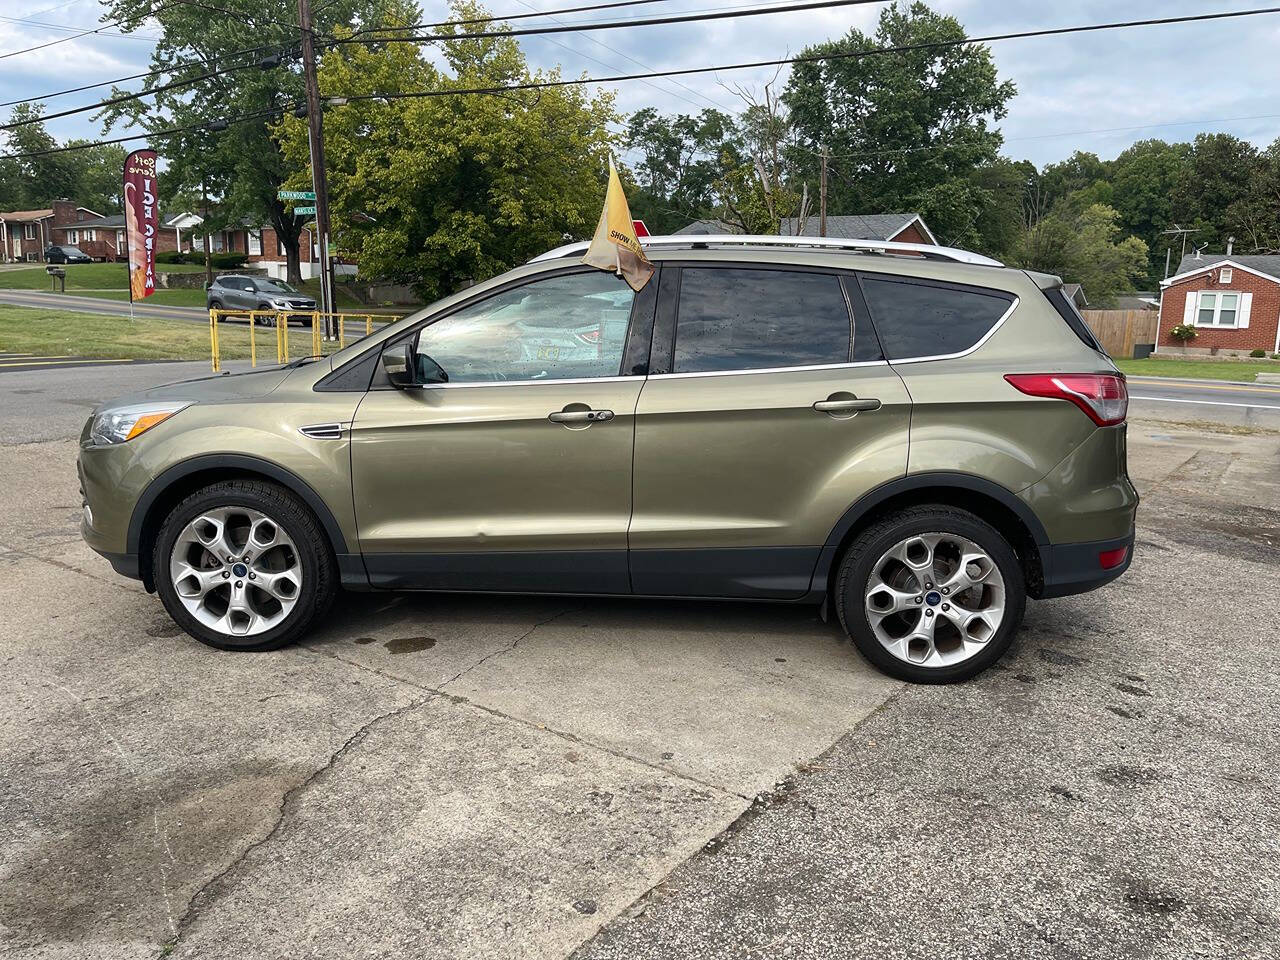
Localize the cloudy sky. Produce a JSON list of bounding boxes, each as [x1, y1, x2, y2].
[[3, 0, 1279, 167]]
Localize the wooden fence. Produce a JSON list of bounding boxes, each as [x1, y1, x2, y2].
[[1081, 309, 1160, 359]]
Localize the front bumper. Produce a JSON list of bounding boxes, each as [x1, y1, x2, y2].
[[1037, 530, 1135, 599]]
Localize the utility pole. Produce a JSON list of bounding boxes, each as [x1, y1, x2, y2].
[[298, 0, 336, 339], [819, 143, 828, 238]]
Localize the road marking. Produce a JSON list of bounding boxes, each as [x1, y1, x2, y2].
[[1127, 377, 1280, 395], [1130, 395, 1280, 411], [0, 358, 135, 368]]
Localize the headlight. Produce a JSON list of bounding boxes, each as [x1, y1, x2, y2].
[[270, 298, 290, 308], [90, 401, 191, 445]]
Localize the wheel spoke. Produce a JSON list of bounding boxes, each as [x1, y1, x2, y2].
[[864, 531, 1007, 669], [169, 505, 302, 639]]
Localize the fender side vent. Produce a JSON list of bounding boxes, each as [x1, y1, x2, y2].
[[299, 422, 345, 440]]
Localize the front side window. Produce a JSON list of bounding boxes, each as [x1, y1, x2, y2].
[[673, 267, 853, 374], [859, 275, 1014, 360], [1196, 291, 1239, 327], [415, 271, 634, 383]]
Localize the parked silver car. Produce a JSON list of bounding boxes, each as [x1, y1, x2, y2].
[[206, 274, 317, 324]]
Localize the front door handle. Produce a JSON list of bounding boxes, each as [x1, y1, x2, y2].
[[548, 408, 614, 425], [813, 396, 881, 415]]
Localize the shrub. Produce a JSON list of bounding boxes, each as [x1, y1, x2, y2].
[[1169, 324, 1197, 343], [209, 252, 249, 268], [1250, 348, 1267, 358], [154, 250, 191, 264]]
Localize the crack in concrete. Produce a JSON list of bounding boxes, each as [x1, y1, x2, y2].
[[303, 644, 750, 802], [2, 541, 150, 594], [440, 605, 581, 688], [161, 695, 431, 956]]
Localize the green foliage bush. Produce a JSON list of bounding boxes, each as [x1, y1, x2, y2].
[[1251, 348, 1267, 358], [1169, 324, 1198, 343]]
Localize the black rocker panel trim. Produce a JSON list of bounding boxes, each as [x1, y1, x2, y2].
[[363, 550, 630, 594]]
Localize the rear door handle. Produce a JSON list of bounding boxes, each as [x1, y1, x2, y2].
[[548, 408, 614, 424], [813, 397, 881, 414]]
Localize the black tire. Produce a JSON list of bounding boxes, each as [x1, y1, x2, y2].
[[208, 298, 222, 311], [153, 479, 336, 651], [835, 505, 1026, 684]]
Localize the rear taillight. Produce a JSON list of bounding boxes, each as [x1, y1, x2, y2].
[[1098, 546, 1129, 570], [1004, 373, 1128, 426]]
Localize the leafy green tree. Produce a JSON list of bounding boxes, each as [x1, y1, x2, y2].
[[1, 104, 126, 212], [783, 1, 1015, 244], [1228, 136, 1280, 254], [276, 0, 616, 299], [101, 0, 385, 281], [1106, 139, 1188, 283], [624, 107, 742, 233], [1171, 133, 1259, 253], [1014, 203, 1148, 305]]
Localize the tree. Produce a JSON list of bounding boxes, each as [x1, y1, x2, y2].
[[783, 1, 1015, 244], [1228, 136, 1280, 253], [1014, 203, 1149, 306], [101, 0, 384, 282], [276, 0, 616, 300], [1106, 139, 1188, 283], [1, 104, 126, 212], [624, 107, 741, 233], [1171, 133, 1259, 252]]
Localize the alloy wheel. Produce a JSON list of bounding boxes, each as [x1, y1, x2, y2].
[[168, 506, 302, 637], [863, 532, 1006, 668]]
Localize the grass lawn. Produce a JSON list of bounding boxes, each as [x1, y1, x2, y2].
[[0, 305, 348, 362], [1114, 356, 1279, 383], [0, 262, 207, 290], [59, 288, 210, 307]]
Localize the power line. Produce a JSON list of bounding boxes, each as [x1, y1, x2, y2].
[[7, 5, 1280, 158], [330, 0, 887, 46], [4, 0, 704, 108], [2, 0, 879, 128], [0, 0, 184, 60], [0, 12, 160, 41]]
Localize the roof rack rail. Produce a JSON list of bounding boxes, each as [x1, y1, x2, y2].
[[529, 234, 1003, 267]]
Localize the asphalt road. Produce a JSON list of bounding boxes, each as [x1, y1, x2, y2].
[[0, 288, 209, 322], [1127, 375, 1280, 428], [2, 363, 1278, 959]]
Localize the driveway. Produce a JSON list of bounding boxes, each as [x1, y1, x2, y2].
[[1, 363, 1277, 959]]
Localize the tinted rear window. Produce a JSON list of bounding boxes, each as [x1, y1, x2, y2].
[[859, 275, 1013, 360], [1044, 288, 1105, 353], [674, 268, 852, 373]]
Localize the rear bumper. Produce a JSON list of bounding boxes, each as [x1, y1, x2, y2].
[[1037, 530, 1134, 599]]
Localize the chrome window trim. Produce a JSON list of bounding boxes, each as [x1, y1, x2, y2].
[[414, 374, 640, 390], [648, 359, 889, 380], [884, 296, 1020, 366]]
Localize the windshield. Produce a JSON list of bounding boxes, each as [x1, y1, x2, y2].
[[257, 279, 300, 295]]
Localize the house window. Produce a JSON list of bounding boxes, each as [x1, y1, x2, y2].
[[248, 229, 262, 256], [277, 236, 288, 257], [81, 228, 96, 242], [67, 230, 78, 244], [1219, 268, 1232, 284], [1196, 291, 1239, 327], [23, 223, 36, 240], [116, 230, 125, 250]]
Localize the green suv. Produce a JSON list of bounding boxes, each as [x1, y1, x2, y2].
[[78, 236, 1136, 683]]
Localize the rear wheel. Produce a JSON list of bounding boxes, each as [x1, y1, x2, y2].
[[153, 480, 336, 651], [835, 505, 1026, 684]]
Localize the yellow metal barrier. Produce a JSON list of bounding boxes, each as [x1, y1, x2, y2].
[[207, 308, 401, 371]]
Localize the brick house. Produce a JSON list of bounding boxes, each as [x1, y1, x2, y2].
[[0, 209, 54, 262], [1157, 252, 1280, 356]]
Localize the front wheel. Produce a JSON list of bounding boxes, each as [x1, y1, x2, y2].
[[835, 505, 1026, 684], [153, 480, 336, 651]]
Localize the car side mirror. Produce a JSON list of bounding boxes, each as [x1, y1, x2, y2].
[[381, 343, 418, 388], [381, 344, 449, 388]]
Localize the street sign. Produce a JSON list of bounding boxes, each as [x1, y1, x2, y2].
[[277, 190, 316, 201], [293, 205, 317, 215]]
